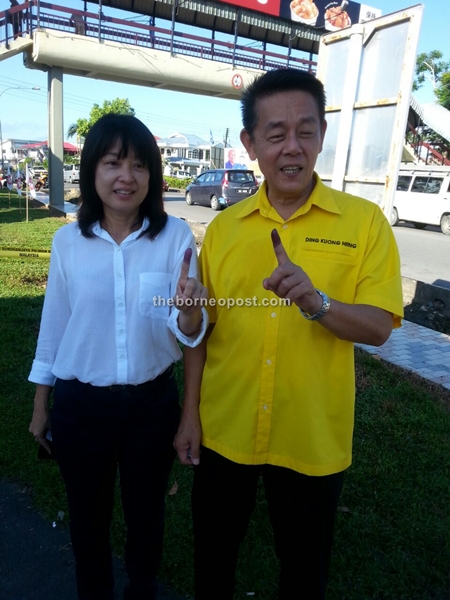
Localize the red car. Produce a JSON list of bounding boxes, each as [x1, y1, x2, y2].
[[163, 179, 169, 192]]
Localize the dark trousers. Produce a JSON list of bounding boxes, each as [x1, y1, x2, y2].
[[192, 448, 345, 600], [51, 371, 180, 600]]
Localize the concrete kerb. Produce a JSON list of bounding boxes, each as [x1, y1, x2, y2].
[[182, 218, 207, 248], [402, 277, 450, 309]]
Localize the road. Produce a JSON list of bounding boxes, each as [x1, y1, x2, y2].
[[392, 223, 450, 289], [163, 191, 450, 289]]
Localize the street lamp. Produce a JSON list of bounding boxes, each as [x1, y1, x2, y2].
[[0, 86, 40, 173]]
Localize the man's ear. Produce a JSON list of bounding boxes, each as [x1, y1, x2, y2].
[[319, 119, 327, 153], [240, 129, 257, 161]]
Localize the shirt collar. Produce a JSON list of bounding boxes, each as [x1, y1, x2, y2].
[[235, 174, 342, 221], [90, 217, 149, 243]]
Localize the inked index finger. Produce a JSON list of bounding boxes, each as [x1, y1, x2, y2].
[[178, 247, 193, 287], [271, 229, 290, 266]]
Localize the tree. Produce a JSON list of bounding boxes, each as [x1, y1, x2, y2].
[[413, 50, 450, 92], [67, 98, 135, 140], [435, 72, 450, 111]]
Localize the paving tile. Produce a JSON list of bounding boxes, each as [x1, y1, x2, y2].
[[358, 321, 450, 391], [429, 370, 450, 378]]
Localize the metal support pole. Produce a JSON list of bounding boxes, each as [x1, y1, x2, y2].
[[287, 28, 293, 67], [232, 12, 239, 69], [170, 0, 177, 56], [98, 0, 102, 42]]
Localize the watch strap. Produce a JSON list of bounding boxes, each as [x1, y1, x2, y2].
[[299, 289, 331, 321]]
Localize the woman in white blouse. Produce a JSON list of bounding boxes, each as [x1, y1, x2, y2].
[[28, 114, 207, 600]]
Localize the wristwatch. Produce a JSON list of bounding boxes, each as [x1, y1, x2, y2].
[[299, 289, 331, 321]]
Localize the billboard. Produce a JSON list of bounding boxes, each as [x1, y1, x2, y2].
[[215, 0, 381, 30], [224, 147, 262, 177]]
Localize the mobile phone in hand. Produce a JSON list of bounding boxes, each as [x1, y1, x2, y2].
[[37, 431, 54, 460]]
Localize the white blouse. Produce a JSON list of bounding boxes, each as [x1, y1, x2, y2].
[[29, 216, 207, 387]]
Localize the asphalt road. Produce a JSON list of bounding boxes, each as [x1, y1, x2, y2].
[[392, 223, 450, 289]]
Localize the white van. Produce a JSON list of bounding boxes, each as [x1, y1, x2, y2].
[[390, 165, 450, 235], [63, 164, 80, 184]]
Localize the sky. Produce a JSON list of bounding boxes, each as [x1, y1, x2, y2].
[[0, 0, 449, 147]]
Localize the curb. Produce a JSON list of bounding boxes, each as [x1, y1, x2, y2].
[[402, 276, 450, 308]]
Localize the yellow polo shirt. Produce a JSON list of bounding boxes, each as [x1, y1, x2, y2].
[[199, 175, 403, 476]]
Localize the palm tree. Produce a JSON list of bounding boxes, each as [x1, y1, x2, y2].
[[67, 123, 78, 139]]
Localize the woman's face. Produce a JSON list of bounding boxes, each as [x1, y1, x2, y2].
[[95, 141, 150, 219]]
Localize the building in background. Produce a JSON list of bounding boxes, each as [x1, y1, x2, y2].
[[157, 132, 211, 176], [1, 139, 78, 167]]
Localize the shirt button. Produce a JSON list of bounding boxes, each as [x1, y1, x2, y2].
[[263, 405, 268, 410], [282, 224, 288, 229], [118, 303, 124, 307], [120, 329, 125, 334], [117, 247, 121, 252], [120, 354, 125, 359], [117, 273, 122, 278], [266, 359, 272, 365], [271, 312, 276, 318]]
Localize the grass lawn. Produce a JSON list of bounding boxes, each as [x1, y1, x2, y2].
[[1, 191, 449, 599]]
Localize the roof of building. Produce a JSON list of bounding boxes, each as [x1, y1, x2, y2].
[[157, 133, 209, 147], [16, 141, 79, 151]]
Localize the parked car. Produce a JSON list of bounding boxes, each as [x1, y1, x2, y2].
[[390, 166, 450, 235], [173, 170, 193, 180], [163, 179, 169, 192], [63, 164, 80, 184], [185, 169, 258, 210]]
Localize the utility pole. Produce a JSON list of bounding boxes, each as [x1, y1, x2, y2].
[[224, 127, 229, 148]]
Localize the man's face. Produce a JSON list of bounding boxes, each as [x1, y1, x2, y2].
[[241, 91, 326, 207]]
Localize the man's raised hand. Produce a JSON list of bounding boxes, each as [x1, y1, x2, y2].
[[263, 229, 321, 314]]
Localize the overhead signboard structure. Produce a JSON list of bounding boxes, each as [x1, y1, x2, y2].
[[314, 4, 423, 220], [214, 0, 381, 31]]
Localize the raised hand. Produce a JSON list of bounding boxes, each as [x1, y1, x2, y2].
[[174, 247, 208, 316], [263, 229, 321, 314]]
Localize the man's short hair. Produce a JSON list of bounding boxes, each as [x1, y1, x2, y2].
[[240, 68, 326, 137]]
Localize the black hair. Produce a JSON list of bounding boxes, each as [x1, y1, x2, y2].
[[77, 113, 167, 239], [240, 68, 326, 137]]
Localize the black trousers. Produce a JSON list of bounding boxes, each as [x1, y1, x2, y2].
[[51, 370, 180, 600], [192, 447, 345, 600]]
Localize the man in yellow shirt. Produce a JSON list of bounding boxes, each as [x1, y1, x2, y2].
[[174, 68, 403, 599]]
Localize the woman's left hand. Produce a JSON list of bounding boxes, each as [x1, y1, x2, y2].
[[174, 248, 208, 315]]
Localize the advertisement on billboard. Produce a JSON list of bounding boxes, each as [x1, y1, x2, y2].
[[219, 0, 281, 17], [224, 147, 262, 177], [280, 0, 381, 30], [215, 0, 381, 30]]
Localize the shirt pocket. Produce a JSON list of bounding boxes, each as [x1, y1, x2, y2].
[[139, 272, 173, 320]]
